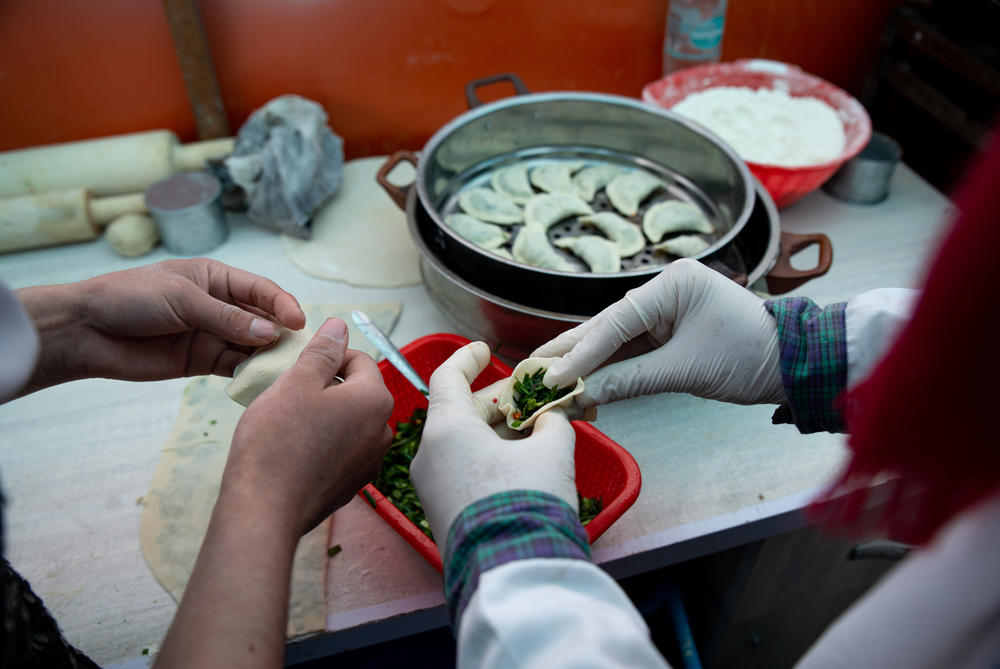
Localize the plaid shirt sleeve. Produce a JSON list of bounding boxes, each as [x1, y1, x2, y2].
[[444, 490, 591, 625], [764, 297, 848, 434]]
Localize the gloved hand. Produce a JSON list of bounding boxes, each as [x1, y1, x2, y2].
[[410, 342, 577, 543], [534, 259, 786, 408]]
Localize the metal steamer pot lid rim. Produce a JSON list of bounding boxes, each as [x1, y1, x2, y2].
[[413, 90, 755, 279]]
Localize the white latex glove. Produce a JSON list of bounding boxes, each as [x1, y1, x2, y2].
[[534, 259, 786, 407], [410, 342, 578, 544]]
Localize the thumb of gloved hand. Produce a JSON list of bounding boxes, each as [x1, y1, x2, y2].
[[537, 259, 786, 407], [411, 342, 577, 544]]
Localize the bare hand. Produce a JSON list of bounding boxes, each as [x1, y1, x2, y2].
[[17, 258, 306, 393], [222, 318, 394, 536]]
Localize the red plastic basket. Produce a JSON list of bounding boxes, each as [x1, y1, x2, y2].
[[360, 333, 642, 572], [642, 59, 872, 208]]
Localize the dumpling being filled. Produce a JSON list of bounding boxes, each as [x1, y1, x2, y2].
[[497, 356, 586, 430], [572, 163, 624, 201], [512, 225, 576, 272], [458, 187, 523, 224], [445, 213, 510, 250], [225, 326, 314, 407], [523, 193, 593, 229], [642, 200, 714, 243], [605, 170, 666, 217], [653, 234, 711, 258], [529, 162, 583, 196], [578, 211, 646, 257], [553, 235, 621, 273], [490, 163, 535, 204]]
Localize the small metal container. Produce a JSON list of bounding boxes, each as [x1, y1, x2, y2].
[[145, 171, 228, 255], [822, 133, 902, 205]]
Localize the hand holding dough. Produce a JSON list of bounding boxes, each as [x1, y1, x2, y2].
[[225, 325, 315, 406]]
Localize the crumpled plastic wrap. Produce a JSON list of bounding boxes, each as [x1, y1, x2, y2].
[[215, 95, 344, 238]]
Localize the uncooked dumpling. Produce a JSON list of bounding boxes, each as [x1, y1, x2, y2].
[[642, 200, 714, 242], [445, 213, 510, 250], [573, 163, 624, 201], [490, 163, 535, 204], [553, 235, 621, 273], [491, 247, 513, 260], [458, 187, 523, 224], [578, 212, 646, 257], [512, 225, 576, 272], [497, 356, 586, 430], [529, 162, 583, 196], [606, 171, 666, 217], [225, 326, 314, 406], [524, 193, 593, 229], [653, 234, 711, 258]]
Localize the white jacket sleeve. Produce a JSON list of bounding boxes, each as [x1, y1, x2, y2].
[[844, 288, 919, 389], [457, 558, 671, 669], [795, 490, 1000, 668]]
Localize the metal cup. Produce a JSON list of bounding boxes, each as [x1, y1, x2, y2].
[[823, 132, 902, 205], [145, 171, 228, 255]]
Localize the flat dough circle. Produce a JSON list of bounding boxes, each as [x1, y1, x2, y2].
[[282, 157, 421, 287]]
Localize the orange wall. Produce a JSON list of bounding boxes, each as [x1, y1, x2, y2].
[[0, 0, 904, 157]]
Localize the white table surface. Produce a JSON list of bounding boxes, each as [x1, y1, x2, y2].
[[0, 164, 954, 666]]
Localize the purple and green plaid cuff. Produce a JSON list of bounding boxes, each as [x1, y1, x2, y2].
[[765, 297, 848, 434], [444, 490, 590, 625]]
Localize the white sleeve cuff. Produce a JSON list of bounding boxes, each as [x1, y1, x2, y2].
[[458, 558, 670, 669], [844, 288, 919, 389]]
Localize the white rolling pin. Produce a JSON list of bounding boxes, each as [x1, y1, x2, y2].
[[0, 189, 146, 253], [0, 130, 234, 198]]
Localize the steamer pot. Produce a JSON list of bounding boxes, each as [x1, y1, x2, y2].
[[408, 178, 831, 361], [378, 74, 757, 314]]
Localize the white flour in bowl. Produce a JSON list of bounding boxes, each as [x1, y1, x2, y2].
[[672, 86, 846, 167]]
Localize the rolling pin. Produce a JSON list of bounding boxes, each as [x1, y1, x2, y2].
[[0, 130, 234, 198], [0, 188, 146, 253]]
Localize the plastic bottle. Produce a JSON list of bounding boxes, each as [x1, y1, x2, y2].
[[663, 0, 728, 75]]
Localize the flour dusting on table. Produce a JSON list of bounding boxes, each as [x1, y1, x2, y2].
[[672, 86, 846, 167]]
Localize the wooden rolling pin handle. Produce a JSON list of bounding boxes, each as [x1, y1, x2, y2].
[[87, 193, 148, 227], [174, 137, 235, 171]]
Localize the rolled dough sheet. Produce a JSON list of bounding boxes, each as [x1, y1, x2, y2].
[[139, 302, 400, 638], [282, 157, 421, 287]]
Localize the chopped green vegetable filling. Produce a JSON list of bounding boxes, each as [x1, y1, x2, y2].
[[509, 369, 573, 428], [373, 407, 602, 540]]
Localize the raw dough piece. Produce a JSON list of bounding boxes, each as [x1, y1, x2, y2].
[[458, 187, 523, 224], [283, 157, 421, 287], [553, 235, 621, 273], [497, 356, 585, 430], [606, 171, 666, 217], [512, 225, 575, 272], [140, 302, 400, 638], [523, 193, 593, 229], [653, 234, 711, 258], [444, 213, 510, 250], [529, 162, 583, 196], [490, 163, 535, 204], [226, 326, 315, 406], [105, 213, 159, 257], [578, 212, 646, 257], [642, 200, 714, 243], [573, 163, 624, 201]]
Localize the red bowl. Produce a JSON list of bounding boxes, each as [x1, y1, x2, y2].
[[642, 59, 872, 208], [360, 333, 642, 572]]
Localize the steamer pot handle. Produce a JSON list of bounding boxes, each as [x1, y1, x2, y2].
[[376, 151, 419, 211], [465, 73, 530, 109], [765, 232, 833, 294]]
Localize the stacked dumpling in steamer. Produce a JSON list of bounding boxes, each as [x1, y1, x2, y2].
[[444, 158, 718, 273]]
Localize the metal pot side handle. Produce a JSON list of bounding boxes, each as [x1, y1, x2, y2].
[[765, 232, 834, 294], [464, 73, 530, 109], [376, 150, 419, 211]]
